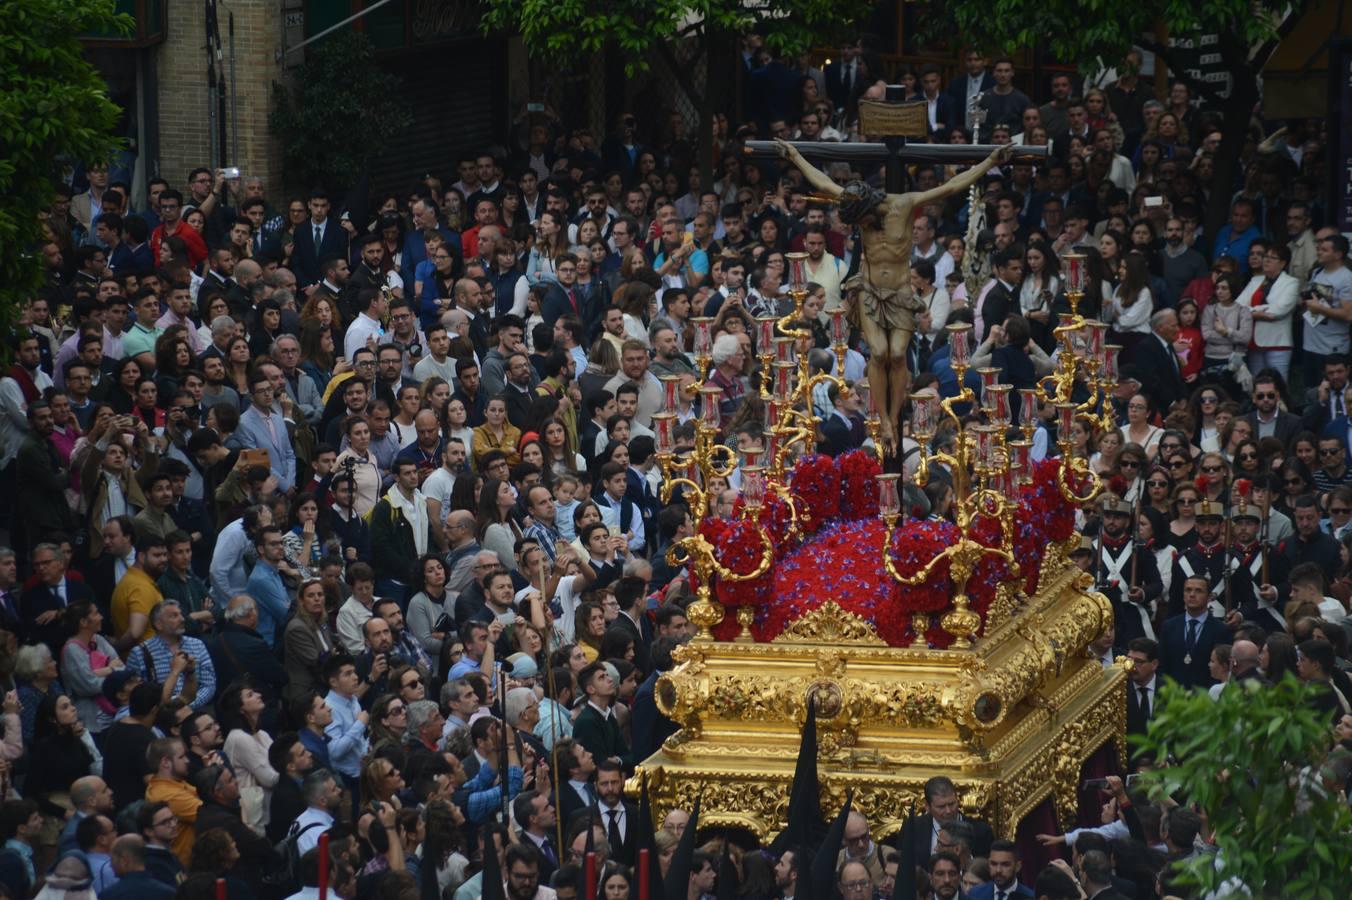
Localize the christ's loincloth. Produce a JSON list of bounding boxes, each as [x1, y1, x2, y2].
[[843, 274, 926, 333]]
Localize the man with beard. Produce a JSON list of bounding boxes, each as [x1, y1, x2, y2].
[[423, 438, 467, 551], [1095, 494, 1162, 644], [1169, 494, 1250, 620], [127, 597, 218, 709]]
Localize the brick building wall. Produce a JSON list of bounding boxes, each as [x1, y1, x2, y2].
[[156, 1, 285, 200]]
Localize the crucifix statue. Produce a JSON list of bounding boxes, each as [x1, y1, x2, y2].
[[744, 110, 1048, 454]]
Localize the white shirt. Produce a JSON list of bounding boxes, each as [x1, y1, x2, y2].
[[294, 806, 335, 855], [422, 467, 458, 522], [344, 312, 386, 360]]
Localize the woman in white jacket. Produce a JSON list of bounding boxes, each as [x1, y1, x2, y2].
[[220, 682, 277, 835], [1238, 243, 1300, 381]]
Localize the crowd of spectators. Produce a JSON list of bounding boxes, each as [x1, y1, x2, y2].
[[0, 35, 1348, 900]]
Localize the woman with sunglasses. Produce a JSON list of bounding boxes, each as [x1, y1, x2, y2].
[[1143, 467, 1174, 517], [368, 694, 409, 756], [1276, 458, 1315, 515], [1115, 443, 1148, 502], [1197, 452, 1231, 505], [1119, 393, 1162, 460], [1168, 482, 1201, 550], [1154, 429, 1193, 470], [1231, 439, 1263, 479]]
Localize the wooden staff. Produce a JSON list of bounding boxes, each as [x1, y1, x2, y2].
[[1129, 487, 1143, 592], [1260, 493, 1271, 586], [1223, 502, 1234, 613], [539, 564, 565, 856]]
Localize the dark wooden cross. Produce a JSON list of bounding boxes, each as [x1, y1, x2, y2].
[[743, 99, 1049, 192]]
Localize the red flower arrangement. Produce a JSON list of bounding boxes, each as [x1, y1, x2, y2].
[[789, 454, 840, 533], [838, 449, 881, 519], [687, 453, 1076, 646]]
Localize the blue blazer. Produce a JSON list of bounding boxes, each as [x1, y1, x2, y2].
[[1158, 613, 1232, 689], [236, 405, 297, 492], [969, 883, 1034, 900]]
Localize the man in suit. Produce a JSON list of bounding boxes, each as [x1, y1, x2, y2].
[[916, 66, 956, 136], [554, 738, 597, 826], [818, 381, 865, 456], [968, 840, 1034, 899], [572, 663, 633, 768], [22, 542, 97, 657], [235, 371, 297, 493], [608, 575, 653, 675], [1245, 373, 1302, 446], [945, 49, 996, 131], [1159, 575, 1233, 689], [978, 248, 1024, 343], [824, 39, 864, 113], [1129, 308, 1187, 413], [290, 190, 349, 287], [592, 759, 637, 865], [1124, 637, 1160, 741], [630, 636, 682, 762], [893, 776, 994, 862], [513, 790, 560, 885]]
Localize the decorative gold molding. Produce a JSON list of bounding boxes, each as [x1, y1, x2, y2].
[[772, 601, 888, 645]]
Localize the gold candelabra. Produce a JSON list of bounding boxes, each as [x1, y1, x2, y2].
[[654, 253, 855, 640], [876, 252, 1108, 649]]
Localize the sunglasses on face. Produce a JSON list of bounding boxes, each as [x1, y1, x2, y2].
[[1320, 448, 1343, 457], [1201, 465, 1224, 473], [1238, 452, 1258, 460], [1119, 460, 1141, 469], [1147, 480, 1169, 488]]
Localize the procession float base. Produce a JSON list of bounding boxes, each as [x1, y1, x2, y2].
[[638, 537, 1129, 843]]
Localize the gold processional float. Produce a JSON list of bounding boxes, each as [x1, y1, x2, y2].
[[635, 251, 1129, 845]]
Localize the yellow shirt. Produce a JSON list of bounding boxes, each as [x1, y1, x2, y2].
[[111, 566, 162, 641], [146, 775, 202, 867]]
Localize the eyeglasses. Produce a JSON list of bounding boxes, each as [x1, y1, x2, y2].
[[1177, 497, 1197, 505], [355, 360, 376, 367], [1332, 507, 1352, 515], [1168, 460, 1189, 469], [1320, 448, 1343, 457], [1255, 392, 1277, 400], [841, 882, 872, 892], [401, 679, 421, 689], [1201, 465, 1224, 473], [1238, 452, 1258, 460], [1119, 460, 1140, 469], [387, 705, 406, 715], [1200, 396, 1218, 404], [1146, 480, 1169, 488]]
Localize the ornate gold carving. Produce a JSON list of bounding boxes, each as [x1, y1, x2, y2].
[[773, 602, 888, 645], [638, 536, 1129, 844]]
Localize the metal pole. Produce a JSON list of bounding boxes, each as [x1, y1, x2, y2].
[[229, 12, 239, 167]]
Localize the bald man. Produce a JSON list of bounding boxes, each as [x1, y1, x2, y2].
[[444, 509, 481, 592], [59, 776, 114, 851], [1229, 639, 1264, 687]]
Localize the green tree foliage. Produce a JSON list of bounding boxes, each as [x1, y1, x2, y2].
[[480, 0, 867, 78], [269, 31, 413, 191], [0, 0, 129, 343], [1134, 677, 1352, 898], [919, 0, 1294, 234]]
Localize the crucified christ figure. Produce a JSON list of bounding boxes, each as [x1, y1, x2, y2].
[[775, 140, 1011, 454]]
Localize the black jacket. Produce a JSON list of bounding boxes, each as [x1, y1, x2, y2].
[[1130, 333, 1186, 411], [208, 621, 289, 701], [894, 812, 994, 861]]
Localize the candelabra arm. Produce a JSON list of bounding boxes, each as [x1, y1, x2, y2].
[[1056, 448, 1102, 504]]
